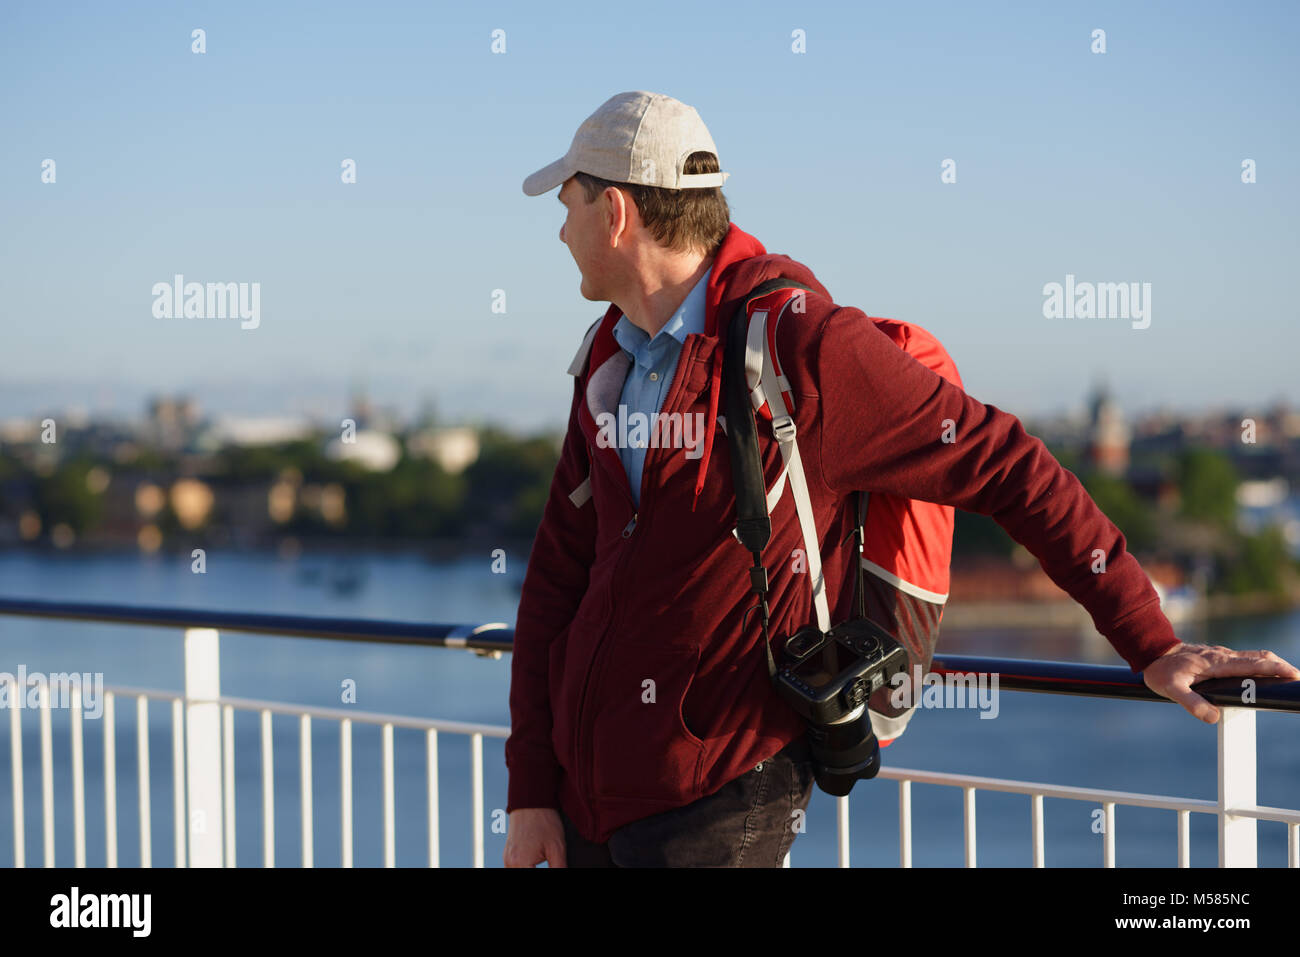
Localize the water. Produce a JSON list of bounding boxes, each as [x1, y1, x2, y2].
[[0, 549, 1297, 868]]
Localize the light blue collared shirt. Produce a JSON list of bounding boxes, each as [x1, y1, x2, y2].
[[610, 267, 712, 506]]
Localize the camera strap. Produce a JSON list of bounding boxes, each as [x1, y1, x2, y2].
[[723, 279, 870, 678]]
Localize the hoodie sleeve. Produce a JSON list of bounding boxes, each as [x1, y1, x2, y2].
[[808, 305, 1180, 673], [505, 379, 597, 811]]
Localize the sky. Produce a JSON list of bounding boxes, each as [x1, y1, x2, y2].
[[1, 0, 1297, 433]]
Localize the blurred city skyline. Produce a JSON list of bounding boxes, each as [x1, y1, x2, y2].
[[2, 1, 1297, 432]]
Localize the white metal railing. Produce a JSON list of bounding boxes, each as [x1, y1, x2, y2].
[[3, 682, 507, 867], [3, 626, 1298, 868]]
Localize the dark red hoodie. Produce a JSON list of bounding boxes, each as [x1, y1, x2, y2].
[[506, 222, 1180, 844]]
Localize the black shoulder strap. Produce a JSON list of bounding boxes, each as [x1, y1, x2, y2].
[[723, 279, 869, 676]]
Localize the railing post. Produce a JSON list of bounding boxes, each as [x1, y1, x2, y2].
[[1217, 705, 1257, 868], [963, 786, 977, 868], [104, 692, 118, 868], [260, 709, 274, 868], [137, 696, 151, 868], [470, 732, 484, 869], [341, 718, 353, 869], [70, 684, 85, 867], [8, 678, 24, 868], [39, 681, 54, 867], [184, 627, 224, 867], [899, 780, 912, 868], [1031, 793, 1044, 868], [837, 795, 850, 868]]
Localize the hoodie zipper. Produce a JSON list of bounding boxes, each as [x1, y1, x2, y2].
[[572, 506, 642, 805], [572, 337, 701, 806]]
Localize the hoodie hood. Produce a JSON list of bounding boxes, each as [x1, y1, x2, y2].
[[581, 223, 833, 511]]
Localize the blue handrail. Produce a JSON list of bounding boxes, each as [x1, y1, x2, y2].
[[1, 596, 1297, 713]]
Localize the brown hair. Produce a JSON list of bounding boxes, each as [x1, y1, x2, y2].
[[573, 151, 730, 256]]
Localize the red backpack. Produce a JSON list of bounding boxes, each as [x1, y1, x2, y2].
[[724, 281, 963, 745]]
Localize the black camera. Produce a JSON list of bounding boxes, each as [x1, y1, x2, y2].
[[774, 617, 910, 796]]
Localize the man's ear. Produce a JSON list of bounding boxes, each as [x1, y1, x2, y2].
[[603, 186, 629, 247]]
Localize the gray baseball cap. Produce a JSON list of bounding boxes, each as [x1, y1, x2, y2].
[[522, 90, 730, 196]]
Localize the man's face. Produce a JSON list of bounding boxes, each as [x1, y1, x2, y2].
[[557, 177, 612, 301]]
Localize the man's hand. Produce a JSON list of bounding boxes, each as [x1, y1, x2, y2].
[[503, 808, 567, 868], [1142, 642, 1300, 723]]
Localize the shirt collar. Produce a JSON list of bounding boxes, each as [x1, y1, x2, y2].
[[612, 266, 712, 356]]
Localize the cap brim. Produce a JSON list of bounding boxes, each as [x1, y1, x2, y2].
[[522, 156, 574, 196]]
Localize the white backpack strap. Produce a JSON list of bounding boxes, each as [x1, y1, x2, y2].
[[748, 299, 831, 634], [561, 317, 602, 508], [744, 313, 770, 411], [567, 475, 592, 508], [566, 316, 603, 377], [743, 313, 790, 514]]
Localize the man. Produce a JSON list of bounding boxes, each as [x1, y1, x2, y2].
[[503, 91, 1300, 869]]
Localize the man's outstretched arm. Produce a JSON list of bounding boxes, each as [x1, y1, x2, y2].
[[803, 303, 1300, 720]]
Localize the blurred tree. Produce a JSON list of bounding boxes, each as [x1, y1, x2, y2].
[[1223, 527, 1290, 597], [342, 455, 466, 539], [33, 459, 103, 535], [1082, 471, 1157, 553], [1176, 447, 1239, 528], [462, 428, 561, 538], [952, 509, 1016, 557], [1042, 441, 1080, 474], [0, 452, 18, 513], [220, 439, 338, 482]]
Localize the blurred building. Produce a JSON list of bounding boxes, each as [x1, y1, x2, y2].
[[325, 431, 401, 472], [196, 415, 314, 449], [406, 426, 480, 474], [1086, 383, 1130, 475], [145, 395, 201, 451]]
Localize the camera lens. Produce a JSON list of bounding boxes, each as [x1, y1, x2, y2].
[[805, 707, 881, 797]]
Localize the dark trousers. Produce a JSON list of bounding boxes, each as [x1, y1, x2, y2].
[[559, 736, 816, 867]]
